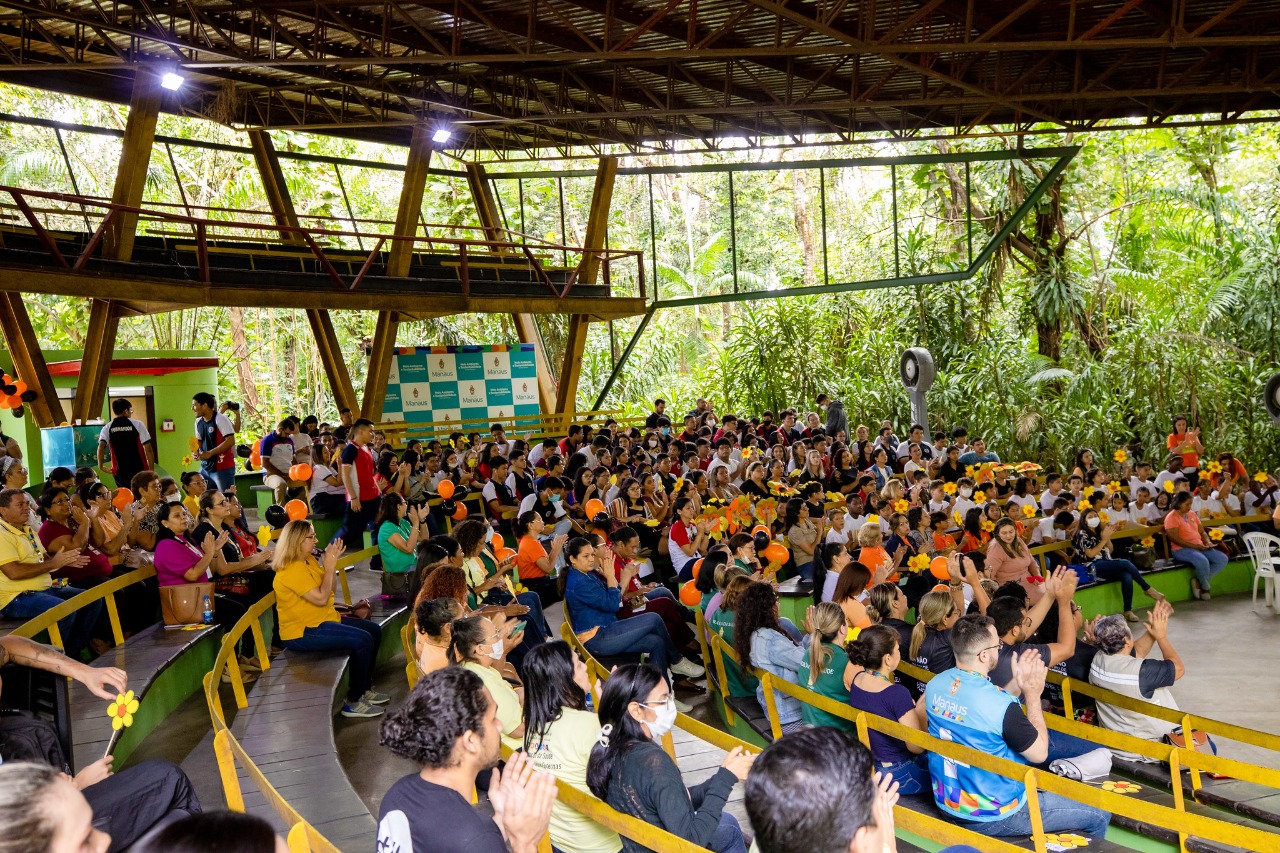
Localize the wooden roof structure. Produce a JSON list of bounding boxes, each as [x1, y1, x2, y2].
[[0, 1, 1277, 154]]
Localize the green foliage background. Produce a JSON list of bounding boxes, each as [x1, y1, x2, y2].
[[2, 84, 1277, 470]]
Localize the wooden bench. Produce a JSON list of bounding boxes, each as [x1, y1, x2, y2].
[[227, 562, 407, 850]]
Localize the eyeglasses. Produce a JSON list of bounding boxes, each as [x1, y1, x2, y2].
[[979, 644, 1001, 656]]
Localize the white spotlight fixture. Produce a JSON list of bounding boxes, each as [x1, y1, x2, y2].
[[160, 71, 185, 91], [432, 128, 452, 144]]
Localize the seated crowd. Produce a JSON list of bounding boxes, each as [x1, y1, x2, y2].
[[3, 391, 1276, 853]]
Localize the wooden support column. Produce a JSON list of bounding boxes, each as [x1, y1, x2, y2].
[[72, 299, 119, 424], [307, 309, 358, 416], [249, 127, 358, 417], [105, 70, 163, 262], [555, 314, 590, 416], [555, 157, 618, 416], [386, 122, 434, 279], [0, 294, 66, 428], [247, 129, 303, 245], [361, 311, 400, 423], [464, 163, 508, 252], [511, 314, 558, 415]]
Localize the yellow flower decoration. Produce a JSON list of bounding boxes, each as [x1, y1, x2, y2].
[[973, 491, 987, 504], [107, 690, 139, 731], [865, 514, 880, 526], [980, 519, 995, 532], [1108, 481, 1121, 493], [908, 554, 931, 571], [643, 519, 660, 527], [742, 446, 754, 458], [1102, 780, 1142, 794], [1255, 471, 1270, 483], [789, 469, 801, 479], [1078, 499, 1091, 510], [609, 474, 617, 485], [1113, 448, 1128, 463], [892, 499, 909, 513], [964, 465, 975, 478], [1140, 536, 1155, 547], [953, 511, 964, 525], [1098, 511, 1110, 523], [943, 482, 957, 495], [1043, 832, 1090, 848], [1207, 461, 1223, 474], [1163, 480, 1175, 493], [1209, 528, 1225, 541], [181, 455, 192, 466], [1022, 503, 1037, 518], [515, 583, 527, 594], [534, 467, 547, 477], [467, 458, 478, 468], [673, 477, 684, 492]]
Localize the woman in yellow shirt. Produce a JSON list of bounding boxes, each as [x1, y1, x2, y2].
[[447, 614, 525, 751], [272, 519, 389, 720]]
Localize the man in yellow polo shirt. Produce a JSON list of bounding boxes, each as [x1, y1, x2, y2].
[[0, 487, 100, 659]]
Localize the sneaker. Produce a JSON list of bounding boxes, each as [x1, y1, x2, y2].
[[1200, 589, 1212, 601], [341, 699, 385, 719], [670, 658, 705, 679], [238, 655, 264, 672], [1191, 578, 1202, 600], [222, 669, 259, 685], [1124, 610, 1139, 623], [361, 689, 391, 706], [674, 697, 693, 714]]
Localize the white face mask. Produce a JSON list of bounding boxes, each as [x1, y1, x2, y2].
[[488, 639, 504, 660], [646, 696, 677, 738], [959, 487, 973, 498], [1087, 516, 1101, 529], [165, 493, 181, 504]]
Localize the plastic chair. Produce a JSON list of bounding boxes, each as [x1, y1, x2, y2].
[[1242, 532, 1280, 610]]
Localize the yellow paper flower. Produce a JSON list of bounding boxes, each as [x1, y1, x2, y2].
[[1141, 536, 1155, 547], [980, 519, 995, 532], [1209, 528, 1225, 541], [789, 469, 801, 479], [964, 465, 975, 478], [1163, 480, 1175, 493], [1098, 511, 1111, 523], [742, 446, 754, 458], [943, 482, 957, 495], [1078, 499, 1091, 510], [1043, 832, 1090, 848], [107, 690, 139, 731], [1108, 481, 1121, 493], [1113, 448, 1128, 463], [973, 491, 986, 504], [1206, 461, 1222, 474], [908, 554, 931, 571], [953, 511, 964, 525], [467, 458, 478, 468], [1022, 503, 1037, 518], [1102, 780, 1142, 794], [643, 519, 660, 527], [1255, 471, 1270, 483], [673, 477, 684, 492], [865, 514, 880, 526], [181, 455, 192, 466], [609, 474, 617, 485]]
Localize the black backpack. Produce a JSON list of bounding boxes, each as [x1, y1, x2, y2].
[[0, 711, 69, 773]]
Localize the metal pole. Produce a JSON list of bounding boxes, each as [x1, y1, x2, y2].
[[592, 307, 657, 411], [53, 127, 91, 232], [729, 171, 738, 293], [965, 161, 974, 268], [819, 166, 829, 286], [648, 173, 658, 303], [557, 176, 568, 267], [333, 163, 365, 251], [518, 178, 526, 235], [891, 164, 901, 279]]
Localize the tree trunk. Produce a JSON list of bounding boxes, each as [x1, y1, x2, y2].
[[791, 171, 818, 286], [228, 306, 260, 416]]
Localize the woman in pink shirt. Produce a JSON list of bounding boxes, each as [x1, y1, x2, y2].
[[984, 518, 1041, 587], [1165, 491, 1227, 600]]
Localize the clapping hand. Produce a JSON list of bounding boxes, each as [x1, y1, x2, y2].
[[721, 746, 755, 781], [489, 752, 557, 853], [870, 770, 900, 853], [70, 504, 89, 527], [1145, 599, 1173, 639], [1010, 647, 1048, 699]]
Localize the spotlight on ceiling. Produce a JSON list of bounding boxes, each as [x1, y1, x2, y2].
[[432, 128, 452, 144], [160, 72, 185, 91]]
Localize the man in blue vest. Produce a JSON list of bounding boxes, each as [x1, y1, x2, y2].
[[923, 614, 1111, 839]]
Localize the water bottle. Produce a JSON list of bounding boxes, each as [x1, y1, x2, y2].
[[202, 595, 213, 625]]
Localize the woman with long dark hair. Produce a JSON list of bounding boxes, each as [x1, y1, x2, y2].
[[586, 664, 751, 853], [781, 498, 818, 581], [733, 582, 805, 734], [846, 625, 930, 794], [811, 541, 850, 606], [522, 642, 622, 853]]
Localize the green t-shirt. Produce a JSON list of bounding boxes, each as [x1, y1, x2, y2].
[[699, 590, 715, 613], [707, 608, 759, 698], [797, 642, 857, 733], [377, 519, 416, 574]]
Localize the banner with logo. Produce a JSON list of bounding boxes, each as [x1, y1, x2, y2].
[[382, 345, 541, 426]]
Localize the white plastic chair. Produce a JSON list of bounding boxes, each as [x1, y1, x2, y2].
[[1242, 532, 1280, 611]]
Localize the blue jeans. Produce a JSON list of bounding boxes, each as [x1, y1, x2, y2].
[[795, 561, 814, 581], [585, 612, 682, 672], [1172, 547, 1228, 591], [1090, 558, 1150, 611], [1043, 729, 1099, 766], [282, 616, 381, 702], [963, 791, 1110, 839], [0, 587, 101, 660], [710, 811, 746, 853], [202, 467, 235, 492], [879, 754, 931, 796]]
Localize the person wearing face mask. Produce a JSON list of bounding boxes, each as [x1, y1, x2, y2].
[[448, 614, 525, 750], [587, 663, 752, 853], [1072, 508, 1164, 622]]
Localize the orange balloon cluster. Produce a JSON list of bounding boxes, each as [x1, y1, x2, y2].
[[761, 541, 789, 566], [690, 558, 703, 580], [491, 532, 504, 552], [584, 498, 605, 519], [496, 546, 517, 563], [289, 464, 313, 482], [284, 499, 308, 521], [249, 438, 262, 468]]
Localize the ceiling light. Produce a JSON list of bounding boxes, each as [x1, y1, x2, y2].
[[432, 128, 452, 144], [160, 72, 185, 91]]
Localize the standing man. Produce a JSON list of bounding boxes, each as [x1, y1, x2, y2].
[[816, 394, 848, 446], [192, 393, 237, 493], [97, 399, 153, 490], [645, 398, 667, 430], [337, 418, 379, 551], [332, 407, 355, 443]]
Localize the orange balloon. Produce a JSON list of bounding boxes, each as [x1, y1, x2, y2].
[[437, 479, 455, 499], [751, 524, 769, 537], [249, 453, 261, 467], [498, 547, 517, 562], [679, 580, 701, 607], [289, 464, 313, 481], [691, 558, 703, 580], [491, 532, 504, 552], [11, 380, 26, 396], [929, 556, 950, 580], [112, 488, 134, 510], [584, 498, 605, 519], [452, 503, 468, 520], [762, 542, 789, 565], [284, 499, 308, 521]]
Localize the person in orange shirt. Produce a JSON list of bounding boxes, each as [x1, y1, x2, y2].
[[856, 523, 895, 584], [514, 511, 567, 608], [1166, 415, 1203, 484], [930, 511, 957, 553]]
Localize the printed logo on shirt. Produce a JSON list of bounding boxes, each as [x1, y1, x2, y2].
[[376, 810, 411, 853]]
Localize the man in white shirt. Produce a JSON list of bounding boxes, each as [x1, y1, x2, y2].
[[1153, 455, 1187, 495], [705, 439, 741, 486], [1039, 473, 1065, 513], [1127, 461, 1157, 501]]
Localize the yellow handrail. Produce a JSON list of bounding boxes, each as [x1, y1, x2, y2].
[[12, 566, 155, 649], [400, 622, 422, 688], [376, 409, 641, 440]]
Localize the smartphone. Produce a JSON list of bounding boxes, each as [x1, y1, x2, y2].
[[511, 623, 526, 635]]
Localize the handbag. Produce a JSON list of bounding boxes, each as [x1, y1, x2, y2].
[[1165, 727, 1210, 752], [381, 570, 410, 599], [160, 582, 215, 626], [1129, 543, 1155, 570]]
